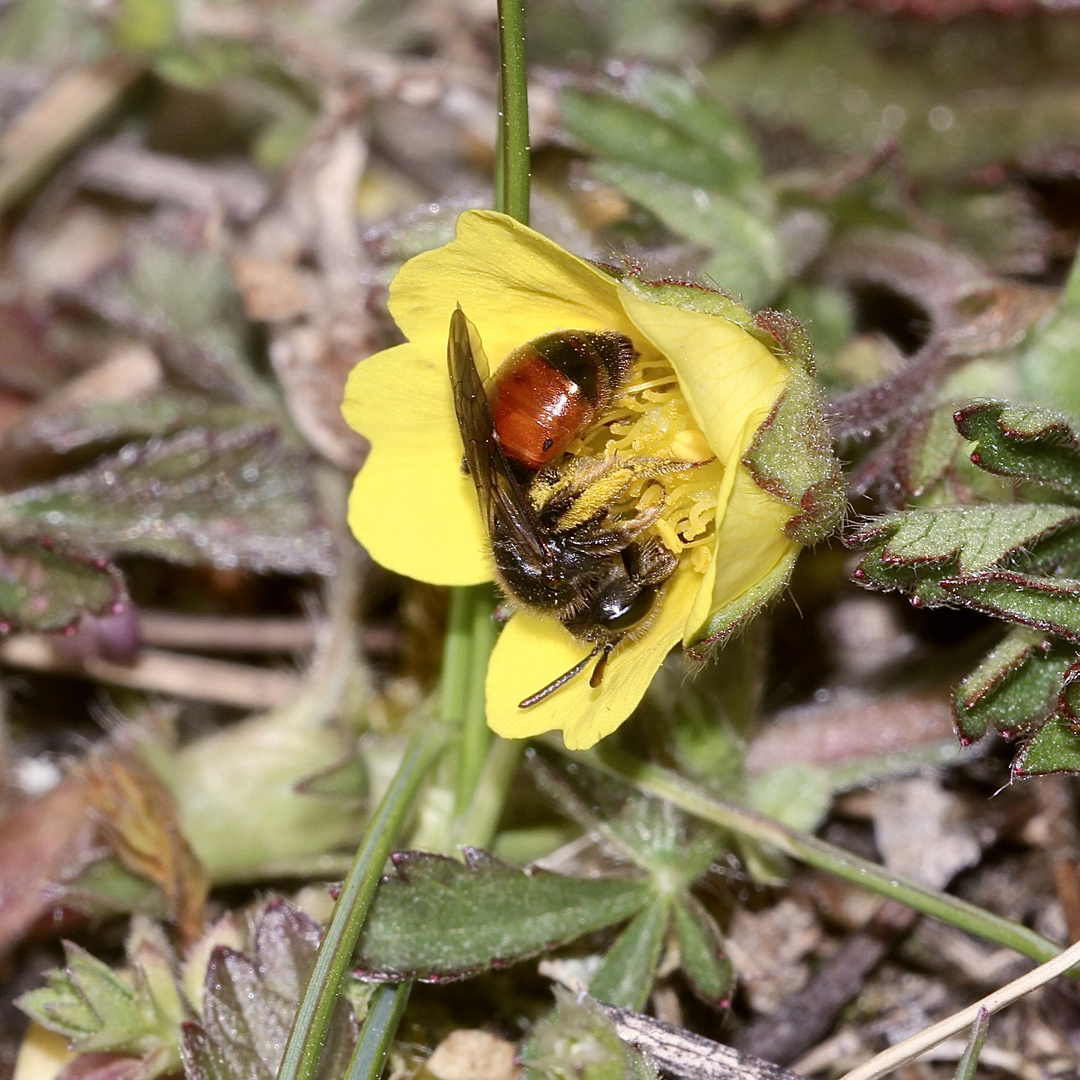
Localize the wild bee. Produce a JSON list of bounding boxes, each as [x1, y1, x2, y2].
[[448, 306, 680, 707]]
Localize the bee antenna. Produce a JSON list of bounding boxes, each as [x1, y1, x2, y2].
[[589, 640, 617, 688], [519, 646, 601, 709]]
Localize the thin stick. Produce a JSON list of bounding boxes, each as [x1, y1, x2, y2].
[[838, 937, 1080, 1080], [0, 637, 300, 710]]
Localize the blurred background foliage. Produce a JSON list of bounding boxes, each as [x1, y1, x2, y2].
[[4, 0, 1080, 1078]]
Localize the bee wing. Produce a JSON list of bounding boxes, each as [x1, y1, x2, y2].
[[448, 307, 551, 564]]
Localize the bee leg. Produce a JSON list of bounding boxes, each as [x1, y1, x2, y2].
[[588, 639, 619, 688], [630, 537, 679, 584], [519, 645, 601, 709]]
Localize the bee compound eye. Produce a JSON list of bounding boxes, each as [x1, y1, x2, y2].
[[598, 583, 658, 632]]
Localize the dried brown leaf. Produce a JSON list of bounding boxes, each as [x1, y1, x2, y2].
[[81, 744, 209, 947]]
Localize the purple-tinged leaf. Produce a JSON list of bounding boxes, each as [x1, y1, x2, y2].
[[181, 900, 355, 1080], [0, 539, 124, 633], [0, 427, 334, 575], [941, 570, 1080, 644]]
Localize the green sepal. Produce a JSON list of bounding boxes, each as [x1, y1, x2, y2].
[[520, 987, 658, 1080], [1012, 712, 1080, 777], [560, 68, 762, 199], [671, 896, 732, 1007], [588, 896, 671, 1012], [743, 365, 844, 546], [353, 849, 651, 982], [686, 546, 798, 659], [955, 400, 1080, 500], [954, 628, 1073, 743]]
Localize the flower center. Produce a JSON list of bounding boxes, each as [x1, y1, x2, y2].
[[567, 349, 724, 576]]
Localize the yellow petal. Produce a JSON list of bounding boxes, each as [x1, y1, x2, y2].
[[685, 462, 800, 640], [486, 565, 702, 750], [618, 286, 786, 465], [343, 343, 490, 585], [389, 211, 634, 369]]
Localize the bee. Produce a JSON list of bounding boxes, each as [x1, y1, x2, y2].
[[489, 325, 636, 469], [448, 306, 679, 708]]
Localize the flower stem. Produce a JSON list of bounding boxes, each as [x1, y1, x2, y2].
[[495, 0, 530, 225], [439, 585, 480, 727], [455, 584, 499, 815], [276, 725, 448, 1080], [344, 983, 412, 1080], [582, 743, 1064, 968]]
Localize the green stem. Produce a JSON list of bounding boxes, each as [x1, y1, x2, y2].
[[456, 737, 524, 848], [495, 0, 530, 224], [455, 586, 499, 815], [582, 744, 1063, 967], [277, 726, 449, 1080], [345, 983, 412, 1080], [439, 586, 480, 726]]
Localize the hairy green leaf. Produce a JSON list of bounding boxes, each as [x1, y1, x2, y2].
[[353, 849, 651, 982], [17, 927, 183, 1075], [0, 427, 334, 575], [672, 896, 732, 1007], [943, 571, 1080, 644], [954, 628, 1073, 743], [851, 504, 1080, 604], [955, 401, 1080, 500], [588, 897, 670, 1011], [1012, 713, 1080, 777]]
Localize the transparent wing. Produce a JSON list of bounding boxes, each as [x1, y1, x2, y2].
[[447, 307, 551, 565]]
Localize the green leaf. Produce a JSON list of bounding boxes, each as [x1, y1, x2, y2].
[[955, 401, 1080, 500], [1012, 712, 1080, 777], [520, 987, 658, 1080], [954, 628, 1072, 743], [26, 393, 273, 455], [17, 936, 180, 1069], [943, 571, 1080, 644], [588, 897, 670, 1011], [0, 427, 334, 575], [1017, 299, 1080, 424], [672, 897, 732, 1007], [112, 0, 176, 54], [851, 504, 1080, 604], [953, 1008, 990, 1080], [593, 162, 781, 308], [0, 539, 124, 633], [525, 749, 721, 886], [560, 71, 762, 197], [353, 849, 651, 982]]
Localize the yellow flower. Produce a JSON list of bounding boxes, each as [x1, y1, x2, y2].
[[343, 211, 841, 750]]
